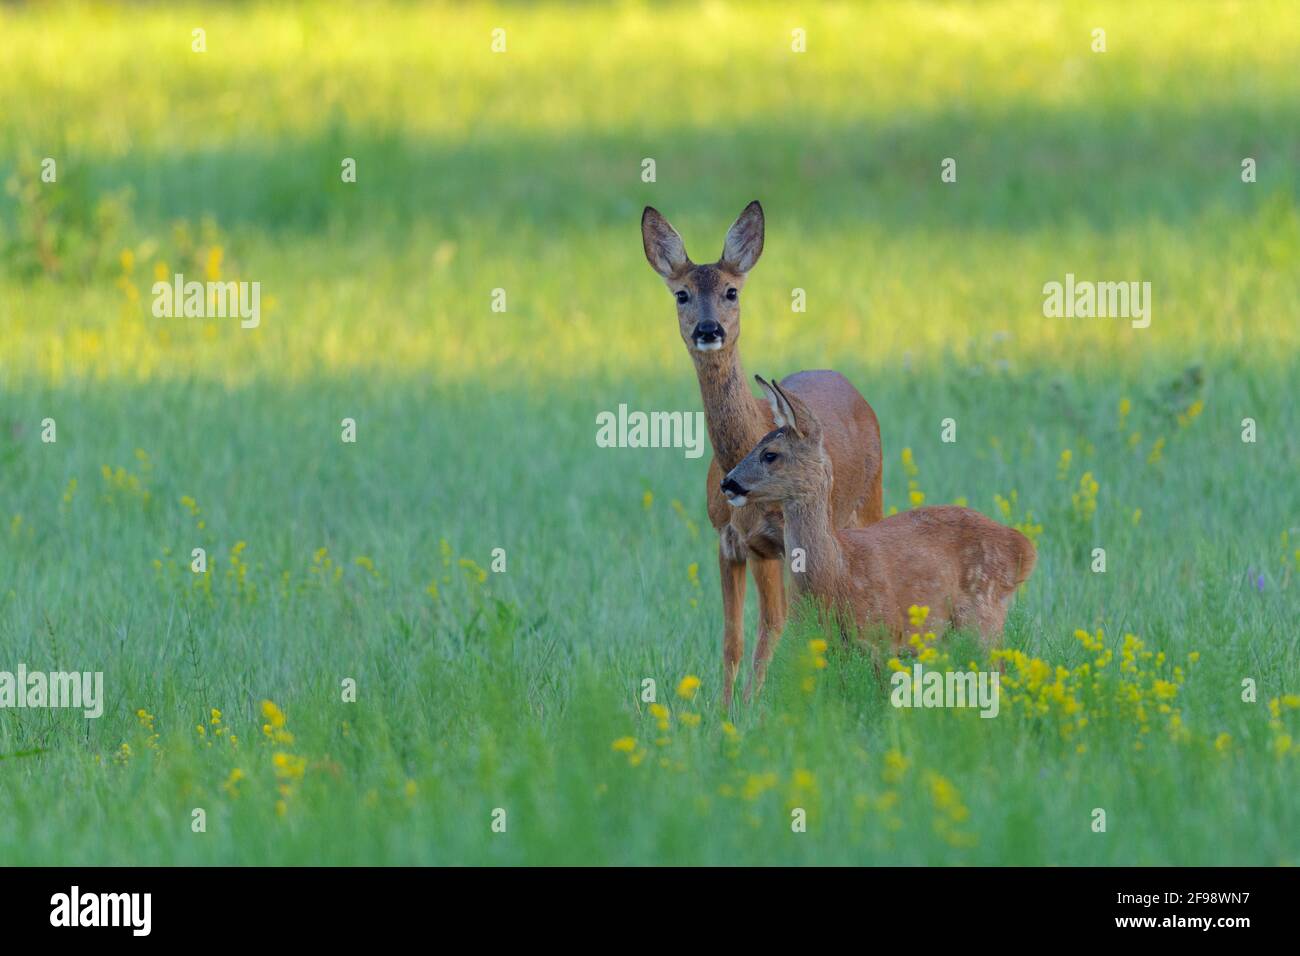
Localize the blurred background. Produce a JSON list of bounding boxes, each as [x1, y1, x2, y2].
[[1, 1, 1297, 865]]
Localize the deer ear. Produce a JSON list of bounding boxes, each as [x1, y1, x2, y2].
[[757, 374, 793, 430], [771, 379, 815, 439], [642, 207, 690, 279], [721, 200, 764, 273]]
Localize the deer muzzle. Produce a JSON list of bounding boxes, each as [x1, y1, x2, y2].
[[720, 475, 748, 507]]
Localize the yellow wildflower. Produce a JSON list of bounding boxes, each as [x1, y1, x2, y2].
[[261, 700, 286, 729], [676, 675, 701, 700], [882, 748, 910, 783]]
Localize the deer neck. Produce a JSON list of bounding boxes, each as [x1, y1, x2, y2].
[[693, 347, 767, 471], [782, 491, 846, 597]]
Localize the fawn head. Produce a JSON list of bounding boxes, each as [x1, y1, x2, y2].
[[721, 375, 828, 508], [641, 201, 764, 355]]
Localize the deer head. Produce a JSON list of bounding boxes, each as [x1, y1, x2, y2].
[[721, 375, 830, 508], [641, 201, 765, 356]]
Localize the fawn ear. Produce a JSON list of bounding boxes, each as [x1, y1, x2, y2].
[[771, 378, 817, 439], [721, 200, 764, 274], [642, 207, 690, 279], [756, 374, 795, 430]]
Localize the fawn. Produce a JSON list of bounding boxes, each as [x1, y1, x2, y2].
[[722, 376, 1035, 650], [641, 201, 883, 704]]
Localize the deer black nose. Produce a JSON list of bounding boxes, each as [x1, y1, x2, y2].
[[720, 476, 747, 497], [693, 320, 723, 343]]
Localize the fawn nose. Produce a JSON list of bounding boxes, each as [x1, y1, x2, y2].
[[720, 476, 748, 501], [693, 320, 724, 344]]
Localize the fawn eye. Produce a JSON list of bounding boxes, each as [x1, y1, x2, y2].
[[675, 290, 690, 304], [725, 287, 738, 301], [762, 451, 779, 464]]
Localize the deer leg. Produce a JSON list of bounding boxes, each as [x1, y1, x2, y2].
[[744, 556, 787, 702], [719, 546, 747, 710]]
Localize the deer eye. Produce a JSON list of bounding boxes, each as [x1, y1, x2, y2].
[[675, 290, 690, 304], [762, 451, 779, 464], [725, 288, 738, 301]]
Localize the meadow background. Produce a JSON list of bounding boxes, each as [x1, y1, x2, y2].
[[1, 0, 1298, 865]]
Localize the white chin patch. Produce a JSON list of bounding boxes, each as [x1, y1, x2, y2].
[[694, 340, 723, 352], [726, 494, 747, 508]]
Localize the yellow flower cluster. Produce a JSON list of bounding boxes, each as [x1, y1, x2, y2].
[[787, 768, 818, 819], [649, 702, 670, 731], [993, 490, 1043, 545], [225, 541, 253, 599], [686, 562, 701, 607], [1176, 398, 1204, 429], [739, 771, 779, 802], [1281, 530, 1300, 575], [100, 458, 152, 507], [863, 748, 911, 832], [222, 767, 245, 798], [612, 734, 646, 766], [1071, 472, 1099, 522], [1266, 695, 1300, 759], [272, 751, 307, 816], [310, 546, 343, 584], [670, 498, 700, 539], [458, 557, 488, 584], [610, 677, 714, 768], [925, 771, 976, 848], [135, 708, 160, 752], [427, 539, 491, 600], [1146, 435, 1166, 465], [994, 629, 1196, 752], [882, 747, 910, 784], [1056, 449, 1072, 482], [802, 638, 829, 692], [116, 248, 139, 305], [196, 706, 236, 749], [260, 700, 304, 816], [809, 638, 828, 668], [426, 539, 451, 599], [261, 699, 294, 744], [178, 493, 205, 532], [909, 606, 942, 665], [901, 447, 925, 508], [886, 606, 953, 671]]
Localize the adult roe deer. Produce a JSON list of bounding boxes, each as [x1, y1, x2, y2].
[[722, 376, 1035, 650], [641, 202, 883, 704]]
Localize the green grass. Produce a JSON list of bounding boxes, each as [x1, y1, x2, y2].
[[1, 0, 1298, 865]]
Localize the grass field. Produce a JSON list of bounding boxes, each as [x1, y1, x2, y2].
[[2, 0, 1299, 865]]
